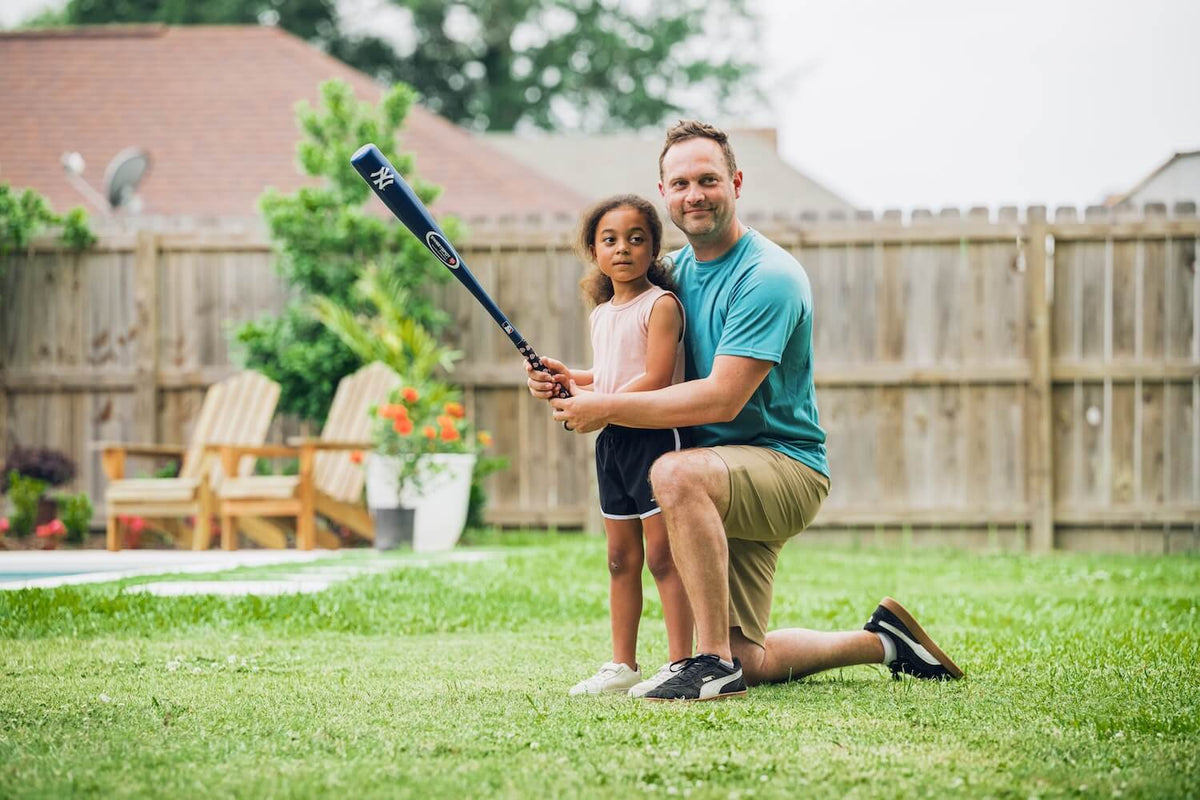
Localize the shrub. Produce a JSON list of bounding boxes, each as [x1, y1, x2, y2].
[[5, 471, 47, 537], [58, 492, 94, 544]]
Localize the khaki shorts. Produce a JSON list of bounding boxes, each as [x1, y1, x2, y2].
[[710, 445, 830, 648]]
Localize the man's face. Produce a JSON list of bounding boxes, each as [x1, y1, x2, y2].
[[658, 137, 742, 242]]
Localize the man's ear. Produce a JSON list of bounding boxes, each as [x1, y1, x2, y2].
[[732, 170, 743, 199], [658, 181, 666, 198]]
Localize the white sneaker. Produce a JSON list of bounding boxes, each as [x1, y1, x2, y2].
[[568, 661, 641, 696], [626, 660, 687, 698]]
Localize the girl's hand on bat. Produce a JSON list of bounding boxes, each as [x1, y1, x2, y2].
[[525, 356, 569, 401]]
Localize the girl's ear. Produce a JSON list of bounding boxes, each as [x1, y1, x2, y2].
[[588, 244, 596, 261]]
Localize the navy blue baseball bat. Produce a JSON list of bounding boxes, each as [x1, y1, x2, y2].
[[350, 143, 571, 405]]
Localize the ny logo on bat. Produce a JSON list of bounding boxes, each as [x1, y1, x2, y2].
[[370, 166, 394, 190]]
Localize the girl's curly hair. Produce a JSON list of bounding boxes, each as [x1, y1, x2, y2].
[[577, 194, 678, 306]]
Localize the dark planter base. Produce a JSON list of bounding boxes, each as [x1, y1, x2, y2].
[[35, 496, 58, 526], [373, 507, 415, 551]]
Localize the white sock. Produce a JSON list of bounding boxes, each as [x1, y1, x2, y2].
[[876, 632, 896, 664]]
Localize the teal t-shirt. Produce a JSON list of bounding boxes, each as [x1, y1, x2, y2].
[[670, 229, 828, 478]]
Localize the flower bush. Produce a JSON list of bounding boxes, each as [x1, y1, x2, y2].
[[1, 447, 76, 492], [370, 383, 492, 495], [35, 518, 66, 548]]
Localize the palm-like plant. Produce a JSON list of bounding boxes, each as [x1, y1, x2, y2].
[[311, 264, 462, 397]]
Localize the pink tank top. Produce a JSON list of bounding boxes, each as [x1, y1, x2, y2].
[[590, 285, 685, 395]]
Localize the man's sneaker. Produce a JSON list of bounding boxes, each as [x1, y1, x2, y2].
[[864, 597, 964, 681], [642, 654, 747, 702], [568, 661, 642, 696], [627, 660, 687, 698]]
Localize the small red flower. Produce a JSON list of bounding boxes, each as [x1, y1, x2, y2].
[[394, 418, 413, 435], [349, 450, 364, 464], [440, 426, 460, 442], [444, 402, 465, 419], [0, 518, 9, 533], [402, 387, 419, 403], [436, 414, 454, 428], [477, 431, 493, 448], [422, 425, 437, 439]]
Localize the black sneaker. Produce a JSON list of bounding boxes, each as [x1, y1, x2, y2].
[[864, 597, 964, 681], [642, 654, 747, 702]]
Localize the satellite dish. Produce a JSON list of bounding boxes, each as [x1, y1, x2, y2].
[[103, 147, 151, 210]]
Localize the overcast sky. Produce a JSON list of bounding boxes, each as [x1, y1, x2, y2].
[[4, 0, 1197, 210]]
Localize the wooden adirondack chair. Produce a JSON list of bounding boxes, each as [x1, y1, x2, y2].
[[216, 361, 400, 550], [99, 370, 281, 551]]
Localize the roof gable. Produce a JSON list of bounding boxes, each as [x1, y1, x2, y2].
[[485, 130, 855, 221]]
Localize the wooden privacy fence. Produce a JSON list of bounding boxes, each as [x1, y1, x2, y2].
[[2, 204, 1198, 553]]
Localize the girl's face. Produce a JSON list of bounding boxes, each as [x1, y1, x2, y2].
[[590, 206, 655, 287]]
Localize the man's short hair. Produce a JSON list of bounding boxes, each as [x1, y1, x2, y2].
[[658, 120, 738, 179]]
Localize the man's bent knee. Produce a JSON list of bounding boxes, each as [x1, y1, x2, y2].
[[649, 449, 729, 513]]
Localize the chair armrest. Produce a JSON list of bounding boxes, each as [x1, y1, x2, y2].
[[286, 438, 373, 451], [92, 442, 186, 458], [204, 444, 300, 459], [94, 442, 186, 481]]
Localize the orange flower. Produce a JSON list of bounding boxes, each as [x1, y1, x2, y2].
[[436, 415, 454, 428], [444, 402, 465, 419], [349, 450, 363, 464], [477, 431, 493, 448], [394, 418, 414, 435], [402, 387, 419, 403], [422, 425, 437, 439], [378, 403, 408, 420], [440, 426, 460, 442]]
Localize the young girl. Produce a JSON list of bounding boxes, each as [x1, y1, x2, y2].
[[556, 195, 695, 697]]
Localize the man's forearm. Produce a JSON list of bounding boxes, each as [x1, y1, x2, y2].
[[601, 378, 734, 429]]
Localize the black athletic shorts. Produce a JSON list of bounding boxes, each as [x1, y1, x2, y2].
[[595, 425, 685, 520]]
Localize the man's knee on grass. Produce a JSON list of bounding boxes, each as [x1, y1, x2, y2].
[[730, 627, 768, 686]]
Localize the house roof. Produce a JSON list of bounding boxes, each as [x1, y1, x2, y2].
[[484, 129, 855, 222], [0, 25, 588, 224], [1109, 150, 1200, 207]]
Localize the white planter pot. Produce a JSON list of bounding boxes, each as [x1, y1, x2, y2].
[[365, 452, 476, 552]]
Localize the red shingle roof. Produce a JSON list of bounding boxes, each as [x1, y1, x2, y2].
[[0, 25, 588, 223]]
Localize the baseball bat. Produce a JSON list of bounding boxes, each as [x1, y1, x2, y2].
[[350, 143, 573, 409]]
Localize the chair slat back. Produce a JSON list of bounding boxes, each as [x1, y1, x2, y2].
[[314, 362, 400, 503], [179, 381, 227, 480], [179, 371, 281, 485]]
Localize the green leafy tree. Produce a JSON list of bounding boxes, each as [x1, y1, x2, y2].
[[0, 184, 96, 303], [233, 79, 455, 424], [35, 0, 759, 132]]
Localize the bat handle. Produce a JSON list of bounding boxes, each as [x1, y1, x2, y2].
[[518, 340, 573, 430]]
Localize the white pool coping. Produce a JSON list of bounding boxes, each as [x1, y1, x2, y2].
[[0, 548, 504, 593], [0, 550, 334, 590]]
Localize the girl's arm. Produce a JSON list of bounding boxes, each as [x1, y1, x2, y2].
[[615, 294, 683, 394], [570, 368, 595, 390]]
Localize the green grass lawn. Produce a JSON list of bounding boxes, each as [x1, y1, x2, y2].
[[2, 535, 1197, 799]]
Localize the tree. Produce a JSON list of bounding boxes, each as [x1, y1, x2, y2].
[[233, 79, 456, 423], [0, 184, 96, 303], [36, 0, 760, 132]]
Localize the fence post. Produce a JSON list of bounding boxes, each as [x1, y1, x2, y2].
[[1026, 207, 1055, 552], [133, 231, 159, 445]]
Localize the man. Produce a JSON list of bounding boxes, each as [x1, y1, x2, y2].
[[528, 120, 962, 701]]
